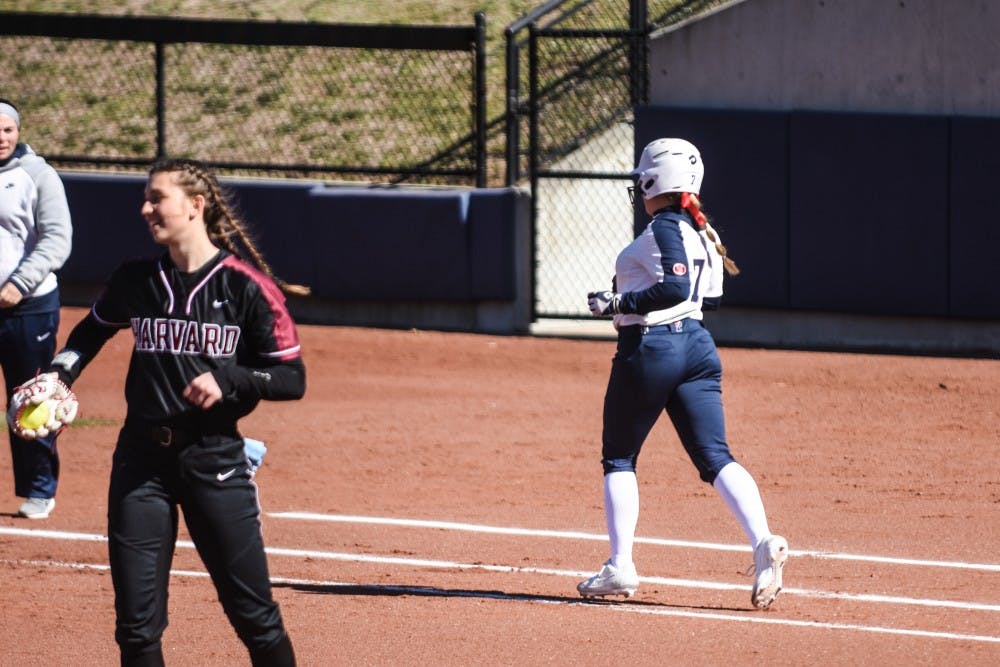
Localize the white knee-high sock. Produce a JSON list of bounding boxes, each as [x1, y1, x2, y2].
[[713, 461, 771, 549], [604, 471, 639, 568]]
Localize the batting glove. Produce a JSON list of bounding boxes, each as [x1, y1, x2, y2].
[[244, 437, 267, 475], [587, 291, 621, 317]]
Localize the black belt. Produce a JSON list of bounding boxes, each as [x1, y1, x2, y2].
[[149, 425, 193, 448], [125, 420, 206, 448], [621, 318, 700, 335]]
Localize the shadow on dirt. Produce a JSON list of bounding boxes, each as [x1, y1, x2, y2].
[[273, 580, 747, 613]]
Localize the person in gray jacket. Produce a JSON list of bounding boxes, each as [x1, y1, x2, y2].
[[0, 98, 72, 519]]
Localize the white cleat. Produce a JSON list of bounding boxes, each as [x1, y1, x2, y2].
[[18, 497, 56, 520], [751, 534, 788, 609], [577, 560, 639, 599]]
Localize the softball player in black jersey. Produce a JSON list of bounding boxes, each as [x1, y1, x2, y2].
[[578, 139, 787, 608], [46, 159, 307, 666]]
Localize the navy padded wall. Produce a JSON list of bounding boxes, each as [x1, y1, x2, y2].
[[59, 173, 156, 284], [222, 179, 318, 288], [59, 174, 318, 287], [949, 117, 1000, 319], [57, 176, 527, 304], [306, 187, 472, 300], [467, 188, 524, 300], [788, 111, 949, 316], [633, 106, 790, 308]]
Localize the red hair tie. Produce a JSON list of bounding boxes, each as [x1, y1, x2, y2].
[[680, 192, 707, 228]]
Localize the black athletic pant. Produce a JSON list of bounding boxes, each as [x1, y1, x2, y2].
[[107, 429, 294, 666]]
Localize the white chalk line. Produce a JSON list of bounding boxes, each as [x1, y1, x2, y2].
[[1, 524, 998, 614], [2, 556, 998, 646], [269, 511, 1000, 573]]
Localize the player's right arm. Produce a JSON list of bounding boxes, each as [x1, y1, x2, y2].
[[47, 311, 122, 386], [47, 262, 134, 385]]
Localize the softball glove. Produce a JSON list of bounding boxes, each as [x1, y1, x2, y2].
[[6, 372, 79, 440]]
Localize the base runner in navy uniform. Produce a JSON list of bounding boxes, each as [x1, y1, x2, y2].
[[578, 138, 788, 609], [46, 158, 306, 665]]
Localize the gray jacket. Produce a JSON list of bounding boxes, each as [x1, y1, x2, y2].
[[0, 144, 73, 298]]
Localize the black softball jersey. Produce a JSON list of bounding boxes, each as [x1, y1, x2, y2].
[[51, 250, 305, 425]]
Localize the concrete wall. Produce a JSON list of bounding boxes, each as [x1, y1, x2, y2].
[[650, 0, 1000, 116]]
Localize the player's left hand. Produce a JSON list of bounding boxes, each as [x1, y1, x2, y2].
[[183, 372, 223, 409], [244, 437, 267, 477], [587, 290, 621, 317], [6, 372, 79, 439]]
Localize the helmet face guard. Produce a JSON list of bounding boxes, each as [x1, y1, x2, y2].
[[632, 138, 704, 198]]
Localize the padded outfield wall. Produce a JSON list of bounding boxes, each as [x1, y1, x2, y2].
[[55, 164, 998, 355], [632, 105, 1000, 356], [629, 0, 1000, 356], [56, 173, 532, 335]]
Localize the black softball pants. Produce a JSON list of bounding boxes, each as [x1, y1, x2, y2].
[[107, 430, 294, 666]]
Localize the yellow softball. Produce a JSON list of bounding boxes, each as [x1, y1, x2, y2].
[[19, 402, 50, 431]]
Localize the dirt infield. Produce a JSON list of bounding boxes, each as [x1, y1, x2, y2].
[[1, 307, 998, 666]]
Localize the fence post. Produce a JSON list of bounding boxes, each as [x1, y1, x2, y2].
[[629, 0, 648, 108], [474, 11, 487, 188], [155, 42, 166, 157], [528, 22, 539, 321], [504, 27, 520, 186]]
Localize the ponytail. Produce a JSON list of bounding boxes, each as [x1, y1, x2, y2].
[[680, 192, 708, 228], [680, 192, 740, 277], [150, 158, 311, 296]]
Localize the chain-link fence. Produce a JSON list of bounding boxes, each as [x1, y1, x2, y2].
[[506, 0, 730, 318], [0, 13, 487, 185], [525, 3, 642, 318], [1, 2, 730, 321]]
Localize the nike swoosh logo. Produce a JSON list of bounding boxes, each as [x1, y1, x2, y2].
[[212, 299, 228, 308], [216, 468, 238, 481], [36, 332, 52, 342]]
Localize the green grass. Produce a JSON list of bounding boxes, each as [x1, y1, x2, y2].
[[69, 417, 118, 428], [0, 1, 539, 183], [0, 1, 725, 184]]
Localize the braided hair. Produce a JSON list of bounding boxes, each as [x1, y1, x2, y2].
[[149, 158, 311, 296], [679, 192, 740, 277]]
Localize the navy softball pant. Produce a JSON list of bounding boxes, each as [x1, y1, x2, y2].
[[107, 429, 289, 664], [0, 307, 60, 498], [601, 320, 736, 483]]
